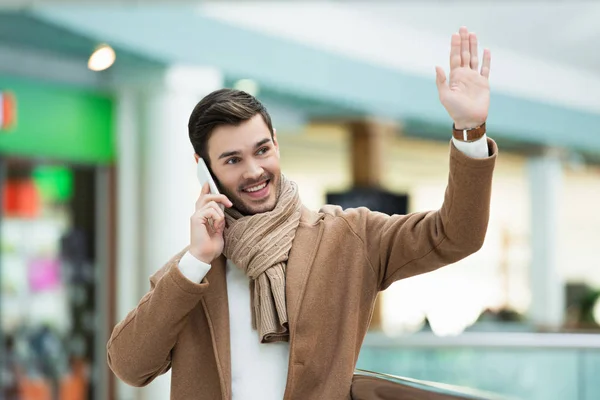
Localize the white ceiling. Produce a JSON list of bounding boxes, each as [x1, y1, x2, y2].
[[351, 2, 600, 74], [5, 1, 598, 113], [198, 1, 600, 113], [4, 0, 600, 76]]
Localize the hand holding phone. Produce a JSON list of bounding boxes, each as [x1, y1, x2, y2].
[[189, 159, 233, 263]]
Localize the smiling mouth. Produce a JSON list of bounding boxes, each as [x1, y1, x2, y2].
[[243, 180, 269, 193]]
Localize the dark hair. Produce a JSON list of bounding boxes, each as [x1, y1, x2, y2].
[[188, 88, 274, 164]]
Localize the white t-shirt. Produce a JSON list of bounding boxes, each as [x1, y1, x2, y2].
[[178, 253, 289, 400]]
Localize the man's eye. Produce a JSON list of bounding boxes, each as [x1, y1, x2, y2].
[[226, 157, 240, 165], [257, 147, 269, 155]]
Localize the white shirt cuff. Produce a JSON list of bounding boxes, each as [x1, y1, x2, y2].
[[452, 134, 489, 159], [178, 251, 212, 283]]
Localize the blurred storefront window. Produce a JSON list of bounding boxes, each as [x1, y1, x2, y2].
[[0, 75, 114, 400], [1, 161, 94, 400]]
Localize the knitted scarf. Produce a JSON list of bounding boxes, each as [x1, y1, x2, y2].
[[223, 175, 302, 343]]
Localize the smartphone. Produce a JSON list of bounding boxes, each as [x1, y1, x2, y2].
[[197, 158, 224, 210]]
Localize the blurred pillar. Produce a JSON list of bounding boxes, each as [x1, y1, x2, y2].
[[527, 149, 564, 330], [114, 87, 142, 400], [350, 120, 386, 187], [114, 65, 223, 400], [347, 120, 392, 330]]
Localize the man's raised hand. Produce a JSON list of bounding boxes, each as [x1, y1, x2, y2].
[[435, 26, 492, 130]]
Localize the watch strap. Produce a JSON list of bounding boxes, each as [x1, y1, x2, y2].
[[452, 122, 486, 142]]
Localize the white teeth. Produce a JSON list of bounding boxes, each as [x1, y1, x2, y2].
[[245, 182, 267, 193]]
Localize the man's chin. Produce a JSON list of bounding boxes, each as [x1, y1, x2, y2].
[[246, 203, 277, 215], [236, 198, 277, 216]]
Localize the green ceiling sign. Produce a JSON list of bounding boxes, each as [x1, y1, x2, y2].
[[0, 75, 114, 164]]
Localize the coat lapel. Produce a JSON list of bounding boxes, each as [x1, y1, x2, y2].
[[200, 255, 231, 399], [285, 207, 324, 334]]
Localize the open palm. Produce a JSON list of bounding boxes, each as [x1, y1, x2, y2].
[[436, 27, 492, 130]]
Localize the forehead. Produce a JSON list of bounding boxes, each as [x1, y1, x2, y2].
[[207, 114, 271, 154]]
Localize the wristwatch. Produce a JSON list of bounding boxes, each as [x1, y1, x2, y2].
[[452, 122, 486, 142]]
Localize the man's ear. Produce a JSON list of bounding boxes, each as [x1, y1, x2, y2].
[[194, 153, 200, 163], [273, 129, 280, 156]]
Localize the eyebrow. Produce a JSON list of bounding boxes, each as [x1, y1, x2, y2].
[[218, 138, 272, 160]]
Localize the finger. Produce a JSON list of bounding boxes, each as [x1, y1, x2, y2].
[[195, 183, 211, 210], [214, 216, 226, 232], [195, 208, 222, 230], [208, 210, 226, 232], [469, 33, 479, 70], [460, 26, 470, 67], [449, 33, 461, 70], [211, 194, 233, 209], [435, 66, 449, 98], [198, 193, 233, 209], [480, 49, 491, 78], [206, 201, 225, 219], [201, 182, 210, 195], [209, 209, 226, 232]]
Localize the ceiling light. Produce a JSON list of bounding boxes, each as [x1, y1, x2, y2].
[[88, 44, 116, 72]]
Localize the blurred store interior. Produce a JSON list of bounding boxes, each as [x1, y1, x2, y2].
[[1, 2, 600, 399]]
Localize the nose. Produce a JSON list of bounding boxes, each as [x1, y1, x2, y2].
[[243, 160, 264, 181]]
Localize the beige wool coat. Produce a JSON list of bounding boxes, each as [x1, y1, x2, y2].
[[107, 139, 498, 400]]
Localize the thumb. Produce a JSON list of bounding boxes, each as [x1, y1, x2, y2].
[[435, 66, 449, 95]]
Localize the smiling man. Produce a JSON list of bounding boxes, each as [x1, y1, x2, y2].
[[108, 27, 497, 400]]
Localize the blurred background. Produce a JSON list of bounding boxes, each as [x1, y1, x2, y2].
[[1, 1, 599, 399]]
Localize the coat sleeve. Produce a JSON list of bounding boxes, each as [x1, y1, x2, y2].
[[107, 248, 210, 387], [344, 138, 497, 291]]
